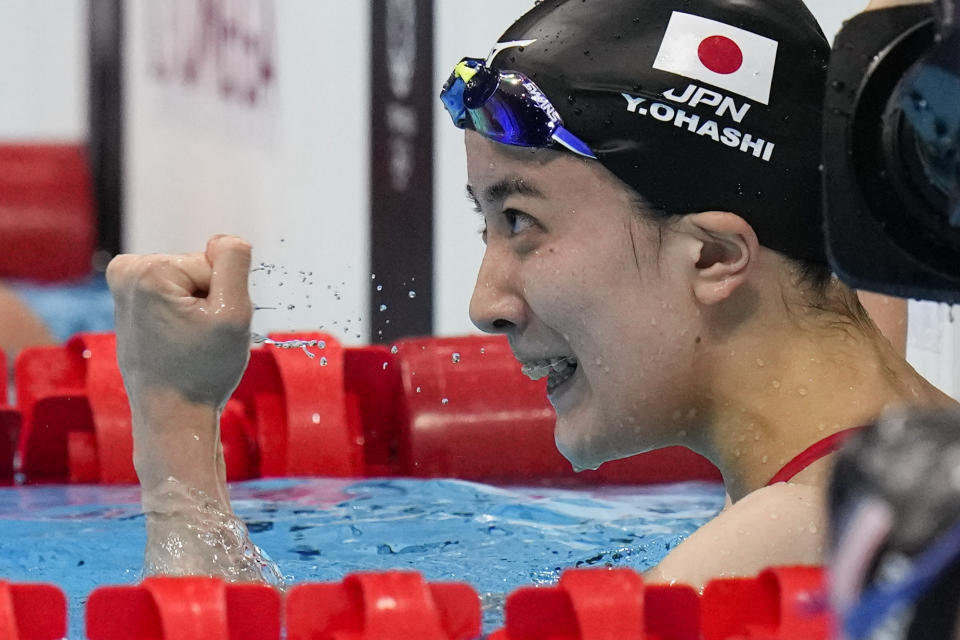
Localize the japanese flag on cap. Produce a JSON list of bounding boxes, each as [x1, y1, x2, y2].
[[653, 11, 779, 105]]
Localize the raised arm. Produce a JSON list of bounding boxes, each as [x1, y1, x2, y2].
[[107, 235, 281, 584]]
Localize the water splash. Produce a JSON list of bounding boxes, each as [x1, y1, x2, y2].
[[251, 332, 326, 358]]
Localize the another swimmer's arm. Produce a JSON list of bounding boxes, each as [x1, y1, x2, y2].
[[643, 483, 826, 589]]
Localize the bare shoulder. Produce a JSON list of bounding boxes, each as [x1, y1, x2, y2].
[[644, 483, 826, 589]]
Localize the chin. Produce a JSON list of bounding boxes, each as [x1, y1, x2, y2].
[[553, 416, 615, 472]]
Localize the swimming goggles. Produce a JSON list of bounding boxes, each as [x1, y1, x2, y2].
[[440, 57, 596, 159]]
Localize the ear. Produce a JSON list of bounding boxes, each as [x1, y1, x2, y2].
[[680, 211, 760, 306]]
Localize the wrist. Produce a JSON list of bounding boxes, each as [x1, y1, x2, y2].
[[130, 387, 227, 502]]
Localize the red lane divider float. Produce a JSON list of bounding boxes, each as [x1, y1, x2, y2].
[[392, 336, 720, 483], [1, 568, 831, 639], [490, 567, 699, 640], [286, 571, 481, 640], [0, 349, 21, 484], [0, 581, 66, 640], [0, 144, 95, 282], [13, 332, 720, 484], [232, 332, 365, 478], [491, 566, 830, 640], [701, 566, 832, 640], [86, 576, 281, 640]]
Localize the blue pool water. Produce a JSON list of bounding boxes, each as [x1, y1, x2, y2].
[[0, 478, 724, 638], [11, 275, 115, 342]]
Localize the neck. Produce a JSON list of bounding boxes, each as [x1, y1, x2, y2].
[[685, 305, 955, 502]]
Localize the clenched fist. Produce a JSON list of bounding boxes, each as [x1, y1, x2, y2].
[[107, 235, 254, 411]]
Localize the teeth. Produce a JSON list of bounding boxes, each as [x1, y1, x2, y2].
[[521, 356, 577, 381]]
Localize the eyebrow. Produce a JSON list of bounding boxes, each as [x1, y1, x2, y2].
[[465, 177, 545, 210]]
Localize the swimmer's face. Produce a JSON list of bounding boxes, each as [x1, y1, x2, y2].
[[465, 131, 704, 469]]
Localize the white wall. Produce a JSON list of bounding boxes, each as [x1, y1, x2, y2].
[[124, 0, 370, 341], [0, 0, 87, 140]]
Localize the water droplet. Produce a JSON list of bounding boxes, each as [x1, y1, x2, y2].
[[798, 387, 808, 397], [320, 357, 328, 366], [771, 380, 781, 389], [408, 290, 416, 299], [382, 362, 389, 370], [451, 352, 461, 364], [311, 413, 321, 424], [756, 358, 765, 367], [379, 304, 387, 312], [371, 273, 376, 280], [287, 304, 295, 310], [441, 398, 449, 405], [416, 386, 421, 393], [762, 455, 769, 463], [390, 345, 399, 354], [480, 348, 486, 355], [82, 349, 92, 359]]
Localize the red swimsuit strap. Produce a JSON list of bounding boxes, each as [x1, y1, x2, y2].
[[765, 426, 869, 486]]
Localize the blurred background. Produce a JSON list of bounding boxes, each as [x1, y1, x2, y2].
[[0, 0, 957, 395]]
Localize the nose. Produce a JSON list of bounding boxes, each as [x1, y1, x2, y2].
[[469, 247, 528, 335]]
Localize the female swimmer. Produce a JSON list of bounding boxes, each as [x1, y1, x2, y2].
[[107, 0, 952, 587]]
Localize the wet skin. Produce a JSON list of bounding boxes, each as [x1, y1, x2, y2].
[[105, 126, 952, 588], [465, 131, 704, 470], [464, 130, 957, 585]]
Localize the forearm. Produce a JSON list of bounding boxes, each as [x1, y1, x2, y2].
[[131, 388, 230, 508], [132, 390, 282, 584]]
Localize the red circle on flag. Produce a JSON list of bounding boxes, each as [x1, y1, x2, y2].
[[697, 35, 743, 75]]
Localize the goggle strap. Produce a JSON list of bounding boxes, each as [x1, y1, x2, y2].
[[552, 128, 597, 159]]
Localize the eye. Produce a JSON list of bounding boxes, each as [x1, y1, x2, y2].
[[502, 208, 538, 236]]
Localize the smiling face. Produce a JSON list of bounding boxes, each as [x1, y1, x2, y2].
[[465, 131, 706, 470]]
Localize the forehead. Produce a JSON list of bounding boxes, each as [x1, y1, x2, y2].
[[464, 131, 631, 205]]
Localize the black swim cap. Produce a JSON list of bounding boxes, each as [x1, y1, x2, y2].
[[486, 0, 830, 264]]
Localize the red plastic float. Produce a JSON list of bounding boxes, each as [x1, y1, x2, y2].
[[0, 581, 66, 640], [701, 566, 832, 640], [15, 340, 88, 482], [86, 576, 281, 640], [286, 571, 481, 640], [490, 567, 700, 640], [0, 349, 21, 484], [391, 335, 721, 483], [231, 332, 364, 478], [12, 332, 722, 484], [0, 144, 94, 282]]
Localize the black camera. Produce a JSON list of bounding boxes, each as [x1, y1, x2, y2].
[[823, 0, 960, 302]]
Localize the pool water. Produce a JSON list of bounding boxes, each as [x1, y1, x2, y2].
[[0, 478, 725, 638]]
